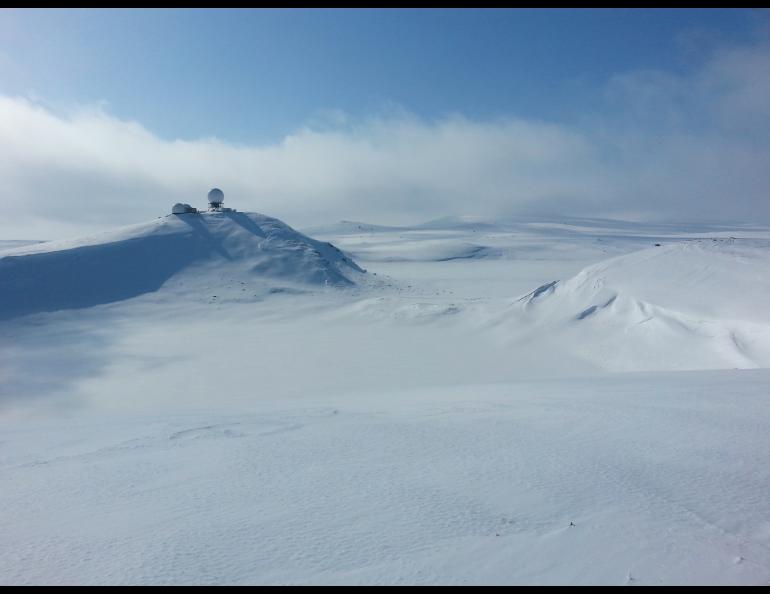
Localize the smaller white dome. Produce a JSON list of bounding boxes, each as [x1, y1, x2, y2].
[[172, 203, 191, 214], [208, 188, 224, 204]]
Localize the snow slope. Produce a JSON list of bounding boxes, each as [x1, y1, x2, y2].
[[2, 215, 770, 585], [0, 240, 42, 251], [1, 371, 770, 586], [0, 211, 364, 320], [502, 238, 770, 371]]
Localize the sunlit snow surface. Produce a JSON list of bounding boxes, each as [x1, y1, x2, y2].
[[1, 214, 769, 585]]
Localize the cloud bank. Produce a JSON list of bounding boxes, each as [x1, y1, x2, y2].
[[1, 41, 769, 239]]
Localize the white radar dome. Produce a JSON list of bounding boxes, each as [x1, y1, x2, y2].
[[208, 188, 224, 205]]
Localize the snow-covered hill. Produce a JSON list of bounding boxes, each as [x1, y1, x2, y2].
[[0, 211, 364, 320]]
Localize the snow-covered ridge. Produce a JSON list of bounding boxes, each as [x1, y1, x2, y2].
[[0, 211, 364, 320]]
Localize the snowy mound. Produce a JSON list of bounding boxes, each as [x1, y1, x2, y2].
[[0, 211, 364, 320], [351, 239, 501, 263], [510, 238, 770, 371], [301, 220, 404, 235], [416, 215, 507, 231]]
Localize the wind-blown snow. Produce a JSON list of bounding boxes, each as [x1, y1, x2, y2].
[[2, 372, 769, 586], [2, 214, 770, 585], [503, 238, 770, 371]]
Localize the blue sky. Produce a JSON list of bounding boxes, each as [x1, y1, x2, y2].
[[0, 9, 769, 238], [1, 8, 762, 142]]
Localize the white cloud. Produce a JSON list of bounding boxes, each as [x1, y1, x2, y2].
[[1, 41, 769, 240]]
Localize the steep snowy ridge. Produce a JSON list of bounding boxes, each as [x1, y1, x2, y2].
[[0, 211, 364, 320]]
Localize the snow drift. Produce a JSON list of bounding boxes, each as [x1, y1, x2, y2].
[[509, 238, 770, 371], [0, 211, 364, 320]]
